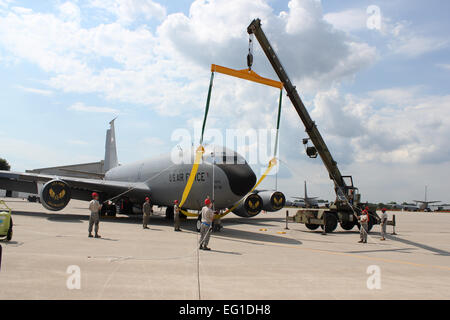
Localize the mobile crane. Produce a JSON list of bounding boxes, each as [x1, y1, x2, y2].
[[247, 18, 385, 233]]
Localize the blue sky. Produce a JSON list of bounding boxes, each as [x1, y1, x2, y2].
[[0, 0, 449, 203]]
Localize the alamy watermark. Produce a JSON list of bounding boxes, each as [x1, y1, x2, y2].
[[171, 128, 281, 174], [366, 265, 381, 290], [66, 265, 81, 290], [367, 5, 381, 31]]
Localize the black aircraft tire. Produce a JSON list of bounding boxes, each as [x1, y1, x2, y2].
[[100, 205, 107, 217], [340, 221, 355, 230], [305, 223, 320, 230], [165, 206, 174, 220], [6, 218, 13, 241], [179, 212, 188, 220], [109, 205, 117, 217]]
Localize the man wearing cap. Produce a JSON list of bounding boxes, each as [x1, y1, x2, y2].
[[380, 208, 388, 241], [358, 206, 370, 243], [142, 197, 153, 229], [173, 200, 181, 231], [199, 198, 215, 250], [88, 192, 102, 238]]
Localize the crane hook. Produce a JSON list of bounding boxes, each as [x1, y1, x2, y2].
[[247, 33, 254, 70]]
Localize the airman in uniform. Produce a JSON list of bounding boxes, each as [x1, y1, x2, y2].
[[142, 197, 152, 229], [174, 200, 181, 231], [358, 206, 369, 243], [199, 198, 215, 250], [380, 208, 388, 240], [88, 192, 102, 238]]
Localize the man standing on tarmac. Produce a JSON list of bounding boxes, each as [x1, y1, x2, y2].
[[380, 208, 388, 241], [142, 197, 152, 229], [174, 200, 181, 231], [199, 198, 215, 250], [88, 192, 102, 238], [358, 206, 369, 243]]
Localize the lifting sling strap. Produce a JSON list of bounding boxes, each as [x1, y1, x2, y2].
[[178, 64, 283, 218]]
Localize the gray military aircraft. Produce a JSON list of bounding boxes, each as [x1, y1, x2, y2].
[[290, 181, 319, 208], [413, 186, 440, 212], [0, 119, 285, 219]]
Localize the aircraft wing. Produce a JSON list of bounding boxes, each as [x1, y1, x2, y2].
[[0, 170, 151, 202], [413, 200, 440, 204]]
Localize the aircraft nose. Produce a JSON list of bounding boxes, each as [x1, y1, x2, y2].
[[217, 163, 256, 197]]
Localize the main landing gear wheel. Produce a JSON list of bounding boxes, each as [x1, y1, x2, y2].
[[305, 223, 320, 230], [165, 206, 174, 220]]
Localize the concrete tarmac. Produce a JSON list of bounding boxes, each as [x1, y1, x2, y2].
[[0, 198, 449, 299]]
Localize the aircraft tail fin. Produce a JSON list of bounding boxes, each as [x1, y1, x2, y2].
[[304, 180, 308, 199], [104, 118, 118, 172]]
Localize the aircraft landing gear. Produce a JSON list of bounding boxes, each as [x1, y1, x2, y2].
[[165, 206, 174, 220]]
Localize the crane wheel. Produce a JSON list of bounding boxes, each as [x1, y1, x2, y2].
[[305, 223, 319, 230], [321, 214, 338, 233], [340, 221, 355, 230]]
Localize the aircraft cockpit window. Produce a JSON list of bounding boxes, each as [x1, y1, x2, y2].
[[222, 155, 238, 164]]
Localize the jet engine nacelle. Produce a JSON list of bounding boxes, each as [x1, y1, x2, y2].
[[40, 179, 71, 211], [257, 190, 286, 212], [232, 193, 263, 218]]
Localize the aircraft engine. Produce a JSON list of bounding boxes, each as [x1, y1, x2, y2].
[[258, 190, 286, 212], [232, 193, 263, 217], [40, 179, 71, 211]]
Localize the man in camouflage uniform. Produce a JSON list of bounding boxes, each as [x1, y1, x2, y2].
[[88, 192, 102, 238]]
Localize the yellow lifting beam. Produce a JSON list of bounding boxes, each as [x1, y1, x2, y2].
[[211, 64, 283, 89]]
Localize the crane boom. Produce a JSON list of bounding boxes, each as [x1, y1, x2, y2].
[[247, 18, 349, 201]]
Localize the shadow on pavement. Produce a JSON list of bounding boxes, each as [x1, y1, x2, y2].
[[216, 228, 301, 246], [208, 249, 242, 255], [385, 235, 450, 256], [345, 247, 417, 254]]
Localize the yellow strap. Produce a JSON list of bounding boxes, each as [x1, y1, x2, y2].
[[178, 65, 281, 219], [179, 145, 204, 208], [179, 157, 277, 219], [180, 208, 198, 217], [211, 64, 283, 89], [178, 145, 205, 217]]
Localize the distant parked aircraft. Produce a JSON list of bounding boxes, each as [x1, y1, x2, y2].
[[413, 186, 440, 212], [291, 181, 319, 208]]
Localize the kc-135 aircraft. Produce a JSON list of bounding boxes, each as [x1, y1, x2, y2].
[[0, 120, 285, 219]]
